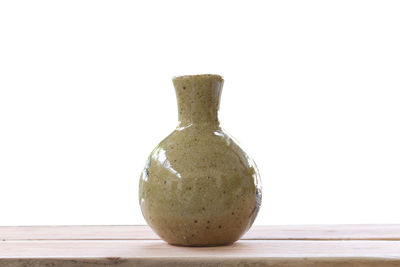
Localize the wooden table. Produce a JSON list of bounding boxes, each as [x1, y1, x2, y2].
[[1, 225, 400, 266]]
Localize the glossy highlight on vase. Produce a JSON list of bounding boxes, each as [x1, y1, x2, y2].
[[139, 74, 262, 246]]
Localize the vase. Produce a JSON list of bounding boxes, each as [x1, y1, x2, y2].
[[139, 74, 262, 246]]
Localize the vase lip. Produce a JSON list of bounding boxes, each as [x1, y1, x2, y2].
[[173, 74, 224, 82]]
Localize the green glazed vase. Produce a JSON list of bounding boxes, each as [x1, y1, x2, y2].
[[139, 74, 261, 246]]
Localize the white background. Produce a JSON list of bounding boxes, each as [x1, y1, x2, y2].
[[0, 0, 399, 225]]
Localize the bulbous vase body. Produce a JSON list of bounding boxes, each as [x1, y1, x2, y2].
[[139, 74, 261, 246]]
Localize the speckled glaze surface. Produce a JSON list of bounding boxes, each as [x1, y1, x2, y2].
[[139, 74, 261, 246]]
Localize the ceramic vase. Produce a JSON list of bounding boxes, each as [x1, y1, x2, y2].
[[139, 74, 261, 246]]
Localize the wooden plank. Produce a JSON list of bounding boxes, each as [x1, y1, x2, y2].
[[1, 258, 400, 267], [1, 225, 400, 266], [1, 225, 400, 241], [0, 225, 156, 241], [1, 240, 400, 266], [247, 224, 400, 240], [2, 240, 400, 257]]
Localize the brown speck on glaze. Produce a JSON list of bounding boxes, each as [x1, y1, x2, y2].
[[139, 74, 261, 246]]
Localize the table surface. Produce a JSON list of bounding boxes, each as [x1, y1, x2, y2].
[[1, 225, 400, 266]]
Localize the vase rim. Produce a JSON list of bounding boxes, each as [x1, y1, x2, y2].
[[173, 74, 224, 82]]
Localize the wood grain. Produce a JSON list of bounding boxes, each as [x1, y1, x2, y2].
[[1, 225, 400, 266], [2, 224, 400, 240], [2, 240, 400, 257]]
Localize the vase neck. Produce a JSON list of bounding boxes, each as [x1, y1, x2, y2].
[[173, 74, 223, 129]]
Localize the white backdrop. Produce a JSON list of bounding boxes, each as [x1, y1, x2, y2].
[[1, 0, 400, 225]]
